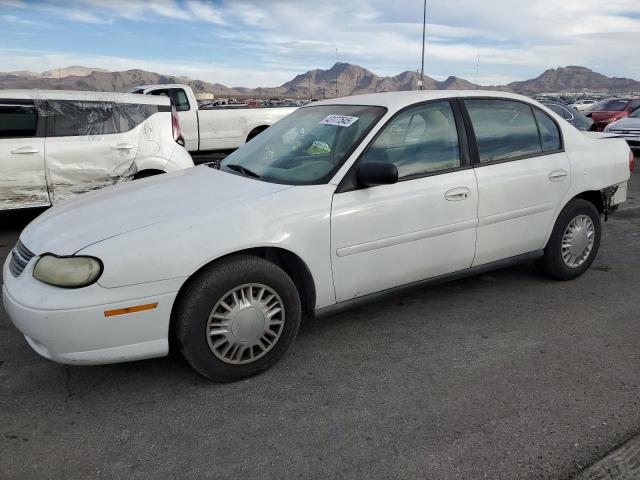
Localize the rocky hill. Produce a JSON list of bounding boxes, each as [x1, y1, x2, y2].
[[506, 66, 640, 94], [1, 63, 638, 98], [0, 68, 239, 96]]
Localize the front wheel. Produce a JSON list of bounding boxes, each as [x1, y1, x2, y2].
[[538, 199, 601, 280], [175, 255, 301, 382]]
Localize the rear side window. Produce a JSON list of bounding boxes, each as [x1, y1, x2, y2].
[[0, 102, 38, 138], [48, 101, 157, 137], [534, 109, 562, 151], [173, 89, 190, 111], [465, 99, 542, 163], [149, 88, 189, 111]]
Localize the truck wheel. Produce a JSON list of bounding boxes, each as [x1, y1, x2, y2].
[[133, 170, 164, 180], [246, 126, 268, 142], [538, 199, 601, 280], [175, 255, 301, 382]]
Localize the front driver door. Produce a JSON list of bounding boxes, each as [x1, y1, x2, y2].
[[331, 100, 479, 302]]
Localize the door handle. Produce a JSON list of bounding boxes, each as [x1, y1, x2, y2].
[[444, 187, 471, 201], [10, 146, 39, 154], [548, 169, 568, 182], [111, 143, 134, 150]]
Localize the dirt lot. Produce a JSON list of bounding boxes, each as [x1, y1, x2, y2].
[[0, 166, 639, 480]]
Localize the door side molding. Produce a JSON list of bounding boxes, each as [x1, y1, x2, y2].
[[315, 250, 544, 319]]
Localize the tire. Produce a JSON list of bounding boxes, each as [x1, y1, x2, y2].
[[538, 199, 601, 280], [133, 170, 164, 180], [175, 255, 301, 382], [246, 126, 268, 142]]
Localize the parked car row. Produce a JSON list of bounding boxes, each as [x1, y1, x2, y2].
[[3, 90, 633, 382], [583, 97, 640, 132], [605, 107, 640, 152], [541, 95, 640, 147], [540, 102, 595, 131]]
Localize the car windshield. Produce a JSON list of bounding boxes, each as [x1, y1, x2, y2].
[[220, 104, 386, 185], [589, 99, 629, 112], [629, 108, 640, 119]]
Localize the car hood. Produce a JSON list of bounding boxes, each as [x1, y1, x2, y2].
[[20, 166, 292, 255], [608, 117, 640, 130]]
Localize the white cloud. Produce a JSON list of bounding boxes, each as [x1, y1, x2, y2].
[[148, 0, 191, 20], [186, 0, 224, 24], [1, 0, 639, 85]]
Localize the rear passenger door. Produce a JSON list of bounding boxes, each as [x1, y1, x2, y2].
[[462, 99, 570, 266], [0, 100, 48, 210], [44, 100, 143, 203]]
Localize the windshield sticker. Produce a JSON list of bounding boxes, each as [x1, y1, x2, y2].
[[321, 115, 359, 128]]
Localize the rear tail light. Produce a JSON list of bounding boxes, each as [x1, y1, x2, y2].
[[630, 151, 636, 172], [171, 105, 185, 147]]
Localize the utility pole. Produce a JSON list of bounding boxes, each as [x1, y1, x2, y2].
[[308, 74, 312, 100], [335, 48, 339, 97], [476, 55, 480, 90], [420, 0, 426, 90]]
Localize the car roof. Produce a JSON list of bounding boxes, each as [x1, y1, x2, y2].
[[308, 90, 543, 113], [0, 89, 171, 106]]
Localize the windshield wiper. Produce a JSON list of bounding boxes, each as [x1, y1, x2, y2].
[[225, 163, 261, 179]]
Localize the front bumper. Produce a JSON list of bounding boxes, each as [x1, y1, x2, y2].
[[2, 251, 182, 365]]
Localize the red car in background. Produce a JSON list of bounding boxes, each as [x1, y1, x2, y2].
[[585, 97, 640, 131]]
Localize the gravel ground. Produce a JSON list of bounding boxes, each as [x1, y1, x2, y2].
[[0, 167, 638, 480]]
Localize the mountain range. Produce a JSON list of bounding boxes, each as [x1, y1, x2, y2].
[[1, 63, 639, 98]]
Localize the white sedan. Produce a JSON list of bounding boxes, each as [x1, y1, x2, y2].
[[2, 91, 633, 382]]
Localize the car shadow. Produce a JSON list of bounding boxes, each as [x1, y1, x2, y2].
[[47, 261, 546, 390]]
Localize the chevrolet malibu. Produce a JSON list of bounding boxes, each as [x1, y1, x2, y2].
[[2, 91, 633, 382]]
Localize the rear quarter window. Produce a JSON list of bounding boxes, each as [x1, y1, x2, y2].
[[48, 100, 157, 137], [534, 109, 562, 152]]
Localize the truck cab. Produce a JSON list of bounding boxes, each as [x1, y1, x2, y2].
[[129, 84, 297, 153]]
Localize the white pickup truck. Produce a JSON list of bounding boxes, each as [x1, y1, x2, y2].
[[128, 84, 297, 153]]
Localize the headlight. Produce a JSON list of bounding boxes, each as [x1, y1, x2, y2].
[[33, 254, 103, 288]]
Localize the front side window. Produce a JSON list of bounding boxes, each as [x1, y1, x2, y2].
[[0, 102, 38, 138], [220, 105, 386, 185], [465, 99, 542, 163], [362, 101, 461, 179], [534, 109, 562, 151]]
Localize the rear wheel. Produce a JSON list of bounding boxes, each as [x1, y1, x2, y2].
[[538, 199, 601, 280], [175, 255, 301, 382]]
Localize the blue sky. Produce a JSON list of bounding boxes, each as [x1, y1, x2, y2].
[[1, 0, 639, 87]]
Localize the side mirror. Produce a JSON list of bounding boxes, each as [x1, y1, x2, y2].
[[356, 162, 398, 188]]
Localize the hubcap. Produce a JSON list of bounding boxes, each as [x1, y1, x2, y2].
[[561, 214, 595, 268], [206, 283, 285, 365]]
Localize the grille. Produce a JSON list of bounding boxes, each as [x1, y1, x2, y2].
[[9, 240, 35, 277]]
